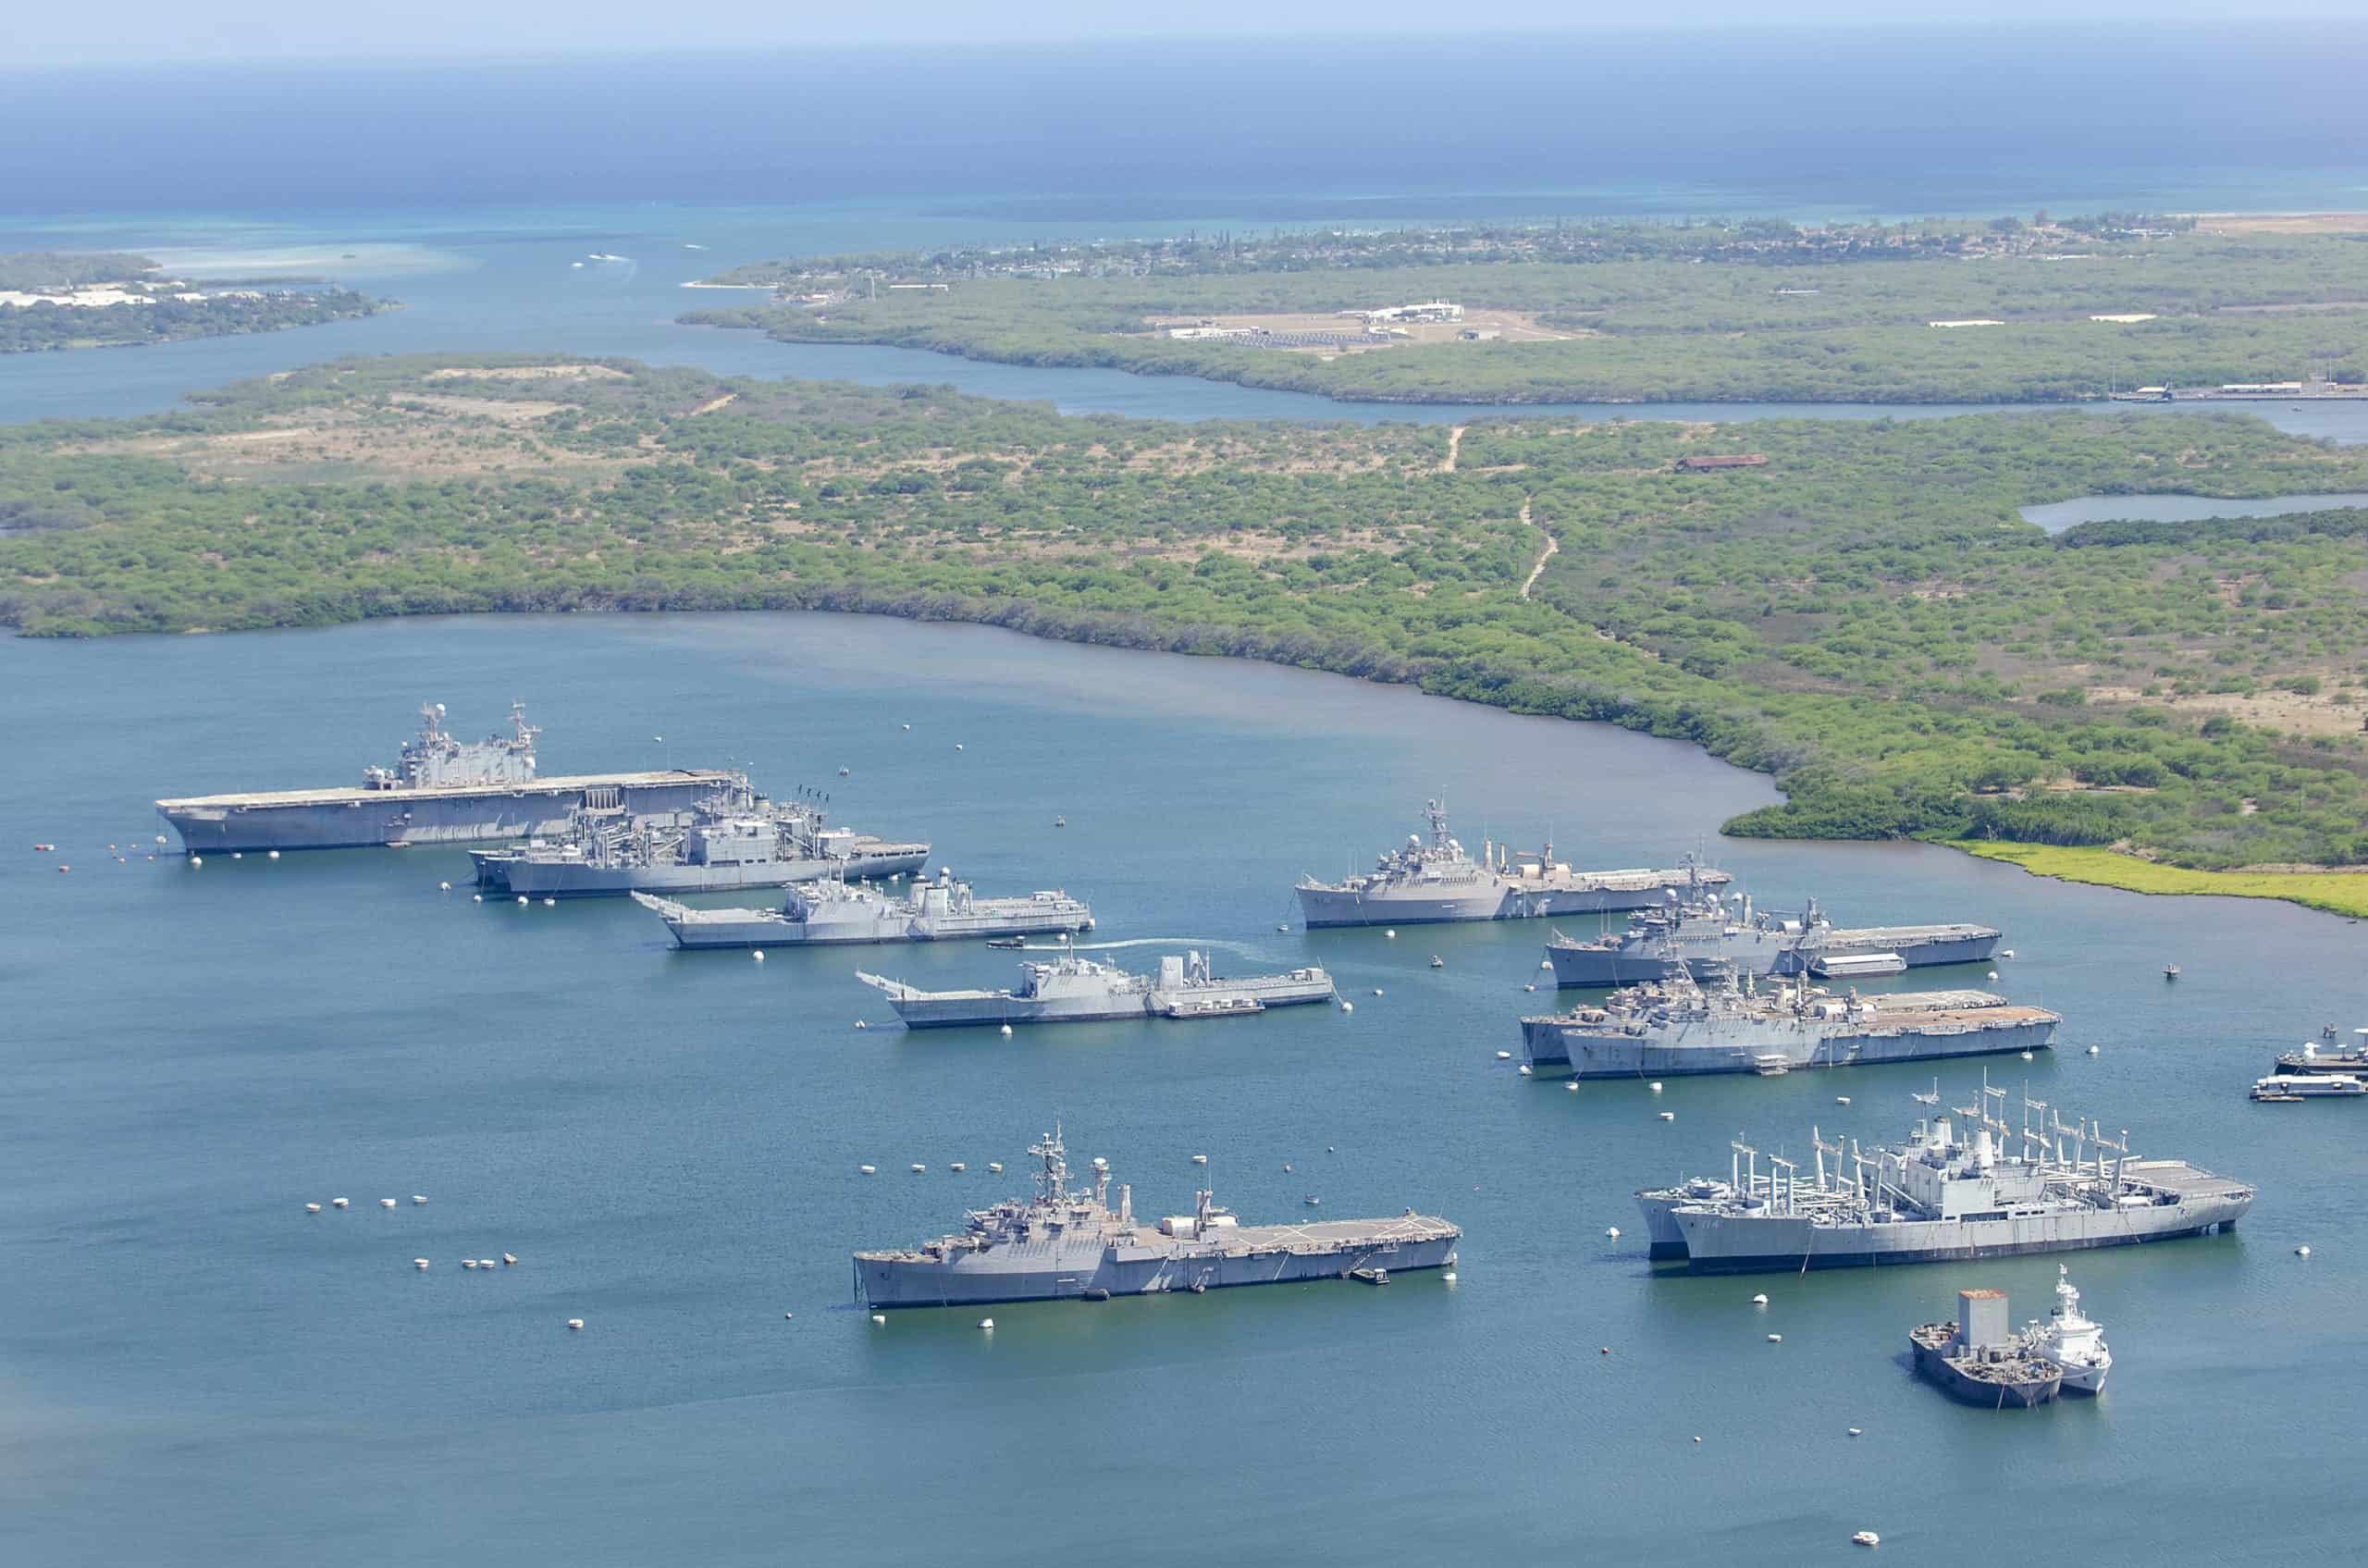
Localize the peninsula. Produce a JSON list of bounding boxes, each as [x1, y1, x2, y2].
[[684, 215, 2368, 406], [0, 251, 386, 352]]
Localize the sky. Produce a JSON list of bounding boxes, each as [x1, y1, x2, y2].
[[12, 3, 2359, 68]]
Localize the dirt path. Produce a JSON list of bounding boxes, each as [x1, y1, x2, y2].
[[1439, 425, 1466, 474], [1517, 498, 1557, 599], [690, 392, 740, 416]]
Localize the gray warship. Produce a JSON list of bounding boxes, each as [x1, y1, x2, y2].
[[1295, 801, 1728, 927], [470, 779, 927, 896], [853, 1122, 1460, 1308], [1545, 883, 2002, 987], [857, 950, 1335, 1030], [1642, 1080, 2253, 1273], [1522, 962, 2057, 1078], [634, 871, 1092, 948], [155, 702, 734, 853]]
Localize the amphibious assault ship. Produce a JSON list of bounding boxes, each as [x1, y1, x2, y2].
[[1641, 1080, 2252, 1273], [1294, 801, 1728, 927], [471, 779, 927, 896], [634, 871, 1092, 948], [1545, 884, 2002, 987], [853, 1122, 1459, 1308], [857, 950, 1335, 1030], [155, 702, 735, 853], [1522, 962, 2057, 1078]]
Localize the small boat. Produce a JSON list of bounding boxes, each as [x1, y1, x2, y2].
[[2164, 965, 2181, 980], [1348, 1266, 1389, 1286], [1054, 815, 1067, 827], [985, 937, 1027, 949], [1429, 955, 1444, 969]]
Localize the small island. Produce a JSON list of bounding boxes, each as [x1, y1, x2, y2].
[[0, 251, 387, 353]]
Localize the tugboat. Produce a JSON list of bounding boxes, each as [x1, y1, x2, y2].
[[2020, 1265, 2111, 1394]]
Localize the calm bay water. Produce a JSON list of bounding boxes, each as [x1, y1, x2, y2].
[[4, 611, 2364, 1566], [2021, 490, 2368, 534]]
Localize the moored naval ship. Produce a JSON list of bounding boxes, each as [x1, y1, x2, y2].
[[1646, 1081, 2253, 1273], [858, 950, 1335, 1029], [1545, 884, 2002, 987], [2274, 1026, 2368, 1078], [470, 779, 927, 896], [1295, 800, 1728, 927], [1522, 962, 2057, 1078], [155, 702, 735, 853], [634, 871, 1092, 948], [853, 1122, 1460, 1308]]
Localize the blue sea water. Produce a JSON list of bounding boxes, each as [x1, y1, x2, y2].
[[5, 612, 2367, 1568]]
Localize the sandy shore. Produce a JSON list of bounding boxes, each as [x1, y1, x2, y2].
[[2189, 212, 2368, 236]]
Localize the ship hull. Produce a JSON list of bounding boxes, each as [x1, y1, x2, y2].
[[1549, 926, 2002, 988], [1672, 1204, 2247, 1275], [1913, 1340, 2060, 1407], [1299, 882, 1701, 929], [857, 1232, 1458, 1308], [660, 907, 1092, 949], [1523, 1016, 2056, 1076], [157, 774, 728, 854], [889, 978, 1333, 1030], [478, 845, 928, 896]]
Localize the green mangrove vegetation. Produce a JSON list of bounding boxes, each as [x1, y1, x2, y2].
[[9, 353, 2368, 880], [0, 250, 386, 352]]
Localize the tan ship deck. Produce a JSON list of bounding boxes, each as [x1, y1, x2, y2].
[[2119, 1160, 2257, 1204], [1836, 1004, 2060, 1031], [156, 768, 737, 810]]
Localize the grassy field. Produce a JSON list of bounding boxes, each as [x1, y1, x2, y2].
[[687, 217, 2368, 404], [12, 353, 2368, 898], [1955, 841, 2368, 918]]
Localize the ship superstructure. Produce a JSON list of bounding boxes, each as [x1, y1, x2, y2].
[[1295, 800, 1728, 927], [1545, 885, 2001, 987], [471, 778, 927, 896], [853, 1122, 1459, 1308], [1640, 1080, 2252, 1273], [635, 870, 1092, 948], [857, 950, 1335, 1030], [1522, 962, 2057, 1078], [155, 702, 737, 852]]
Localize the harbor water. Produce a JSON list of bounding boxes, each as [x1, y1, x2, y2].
[[4, 611, 2365, 1566]]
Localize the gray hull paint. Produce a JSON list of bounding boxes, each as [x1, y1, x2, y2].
[[159, 776, 725, 854], [891, 978, 1335, 1030], [1549, 927, 2002, 988], [1300, 883, 1688, 928], [1674, 1213, 2242, 1275], [1524, 1017, 2057, 1077], [481, 845, 927, 896], [858, 1233, 1459, 1308], [657, 907, 1091, 949]]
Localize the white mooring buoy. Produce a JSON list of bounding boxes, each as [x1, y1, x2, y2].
[[1565, 1080, 1579, 1093], [438, 881, 451, 891], [870, 1314, 886, 1325], [1659, 1111, 1675, 1122], [267, 850, 280, 860], [2298, 1245, 2312, 1257], [1517, 1065, 1532, 1076], [1496, 1050, 1512, 1061], [2087, 1045, 2100, 1056], [567, 1318, 584, 1331], [414, 1258, 430, 1270], [543, 897, 555, 907], [1752, 1293, 1769, 1306], [379, 1197, 397, 1209], [412, 1195, 427, 1205], [753, 950, 764, 961], [303, 1203, 321, 1214], [330, 1197, 349, 1209], [978, 1318, 993, 1331], [999, 1024, 1013, 1037], [1649, 1081, 1663, 1093], [1606, 1227, 1620, 1240], [1340, 1000, 1353, 1013], [1767, 1334, 1782, 1344], [516, 895, 527, 905]]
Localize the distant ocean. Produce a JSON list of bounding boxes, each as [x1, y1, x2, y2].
[[4, 26, 2366, 221]]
